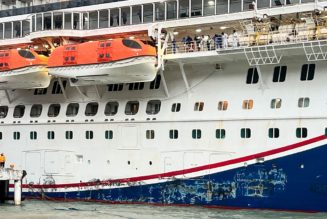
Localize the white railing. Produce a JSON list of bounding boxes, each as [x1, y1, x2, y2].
[[164, 25, 327, 55]]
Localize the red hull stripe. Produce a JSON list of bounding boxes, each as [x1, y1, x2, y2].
[[21, 135, 326, 189]]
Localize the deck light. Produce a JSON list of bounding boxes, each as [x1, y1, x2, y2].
[[173, 31, 179, 35], [208, 0, 214, 6], [129, 36, 135, 39], [195, 29, 202, 33]]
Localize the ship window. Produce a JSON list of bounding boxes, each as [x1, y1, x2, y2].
[[13, 105, 25, 118], [325, 128, 327, 136], [298, 97, 310, 108], [216, 129, 226, 139], [271, 98, 282, 109], [66, 103, 79, 117], [171, 103, 181, 112], [85, 102, 98, 116], [192, 129, 201, 139], [86, 130, 94, 139], [268, 128, 279, 138], [65, 47, 70, 50], [99, 54, 104, 59], [150, 75, 161, 90], [0, 132, 2, 140], [100, 43, 105, 48], [0, 106, 8, 118], [13, 131, 20, 140], [65, 131, 73, 140], [146, 130, 155, 139], [105, 130, 113, 139], [125, 101, 139, 115], [30, 104, 42, 118], [122, 39, 142, 49], [242, 99, 253, 109], [52, 80, 67, 94], [104, 102, 119, 116], [146, 100, 161, 115], [106, 53, 110, 58], [18, 50, 35, 59], [241, 128, 251, 138], [30, 131, 37, 140], [34, 88, 47, 95], [246, 68, 259, 84], [273, 66, 287, 82], [107, 84, 123, 91], [300, 64, 315, 81], [48, 104, 61, 117], [64, 57, 69, 61], [128, 82, 144, 90], [218, 101, 228, 111], [296, 127, 307, 138], [70, 56, 75, 61], [106, 43, 111, 47], [47, 131, 55, 140], [169, 129, 179, 139], [194, 102, 204, 111]]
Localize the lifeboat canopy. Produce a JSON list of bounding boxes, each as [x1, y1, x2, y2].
[[0, 49, 50, 90], [48, 38, 157, 86]]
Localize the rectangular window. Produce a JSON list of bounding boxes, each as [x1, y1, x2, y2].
[[216, 129, 226, 139], [242, 99, 254, 109], [48, 104, 61, 117], [66, 103, 79, 117], [0, 132, 2, 140], [217, 101, 228, 111], [13, 105, 25, 118], [13, 131, 20, 140], [146, 100, 161, 115], [47, 131, 55, 140], [34, 88, 47, 95], [128, 82, 144, 90], [273, 66, 287, 82], [105, 130, 113, 139], [298, 97, 310, 108], [146, 130, 155, 139], [0, 106, 8, 118], [107, 83, 123, 91], [169, 129, 178, 139], [125, 101, 139, 115], [241, 128, 251, 138], [192, 129, 201, 139], [300, 64, 315, 81], [85, 102, 98, 116], [30, 131, 37, 140], [51, 80, 67, 94], [296, 127, 307, 138], [194, 102, 204, 111], [268, 128, 279, 138], [30, 104, 43, 118], [246, 68, 259, 84], [104, 102, 119, 116], [150, 75, 161, 89], [270, 98, 282, 109], [171, 103, 181, 112], [65, 131, 73, 140], [85, 130, 94, 139]]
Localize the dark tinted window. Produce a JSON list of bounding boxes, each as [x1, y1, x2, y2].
[[18, 50, 35, 59], [273, 66, 287, 82], [246, 68, 259, 84], [122, 39, 142, 49]]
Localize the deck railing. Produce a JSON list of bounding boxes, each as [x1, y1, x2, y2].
[[164, 25, 327, 55]]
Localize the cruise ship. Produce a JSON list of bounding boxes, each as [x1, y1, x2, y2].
[[0, 0, 326, 212]]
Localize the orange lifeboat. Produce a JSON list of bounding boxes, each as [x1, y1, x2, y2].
[[48, 38, 157, 86], [0, 49, 50, 89]]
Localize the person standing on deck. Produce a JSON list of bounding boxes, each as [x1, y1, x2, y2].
[[232, 30, 239, 47], [0, 153, 5, 168], [222, 32, 229, 48]]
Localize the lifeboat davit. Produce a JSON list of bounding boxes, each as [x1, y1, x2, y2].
[[0, 49, 50, 89], [48, 38, 157, 86]]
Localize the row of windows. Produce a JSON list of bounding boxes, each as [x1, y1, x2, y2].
[[34, 75, 162, 96], [246, 64, 315, 84], [5, 127, 312, 141], [0, 96, 314, 119]]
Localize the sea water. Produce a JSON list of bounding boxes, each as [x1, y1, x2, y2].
[[0, 200, 327, 219]]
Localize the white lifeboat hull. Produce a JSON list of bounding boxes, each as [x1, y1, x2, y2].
[[0, 65, 51, 90], [48, 56, 157, 86]]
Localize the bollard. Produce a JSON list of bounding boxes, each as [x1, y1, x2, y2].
[[14, 180, 21, 205]]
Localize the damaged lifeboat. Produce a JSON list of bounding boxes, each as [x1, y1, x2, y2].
[[48, 38, 157, 86], [0, 49, 50, 89]]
